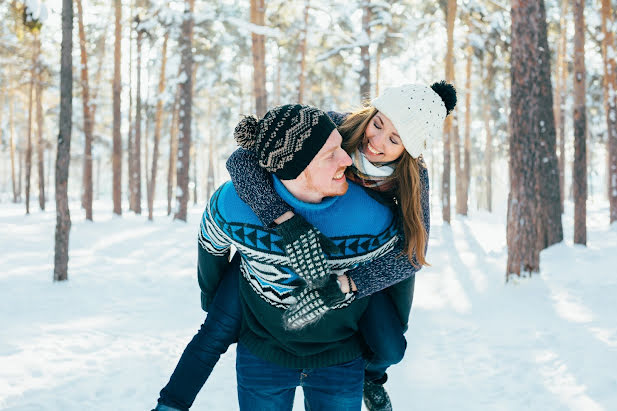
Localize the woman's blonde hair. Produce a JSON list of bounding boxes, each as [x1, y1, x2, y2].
[[338, 107, 429, 267]]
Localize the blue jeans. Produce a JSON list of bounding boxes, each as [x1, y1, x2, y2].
[[360, 289, 408, 382], [236, 343, 365, 411], [157, 255, 242, 411]]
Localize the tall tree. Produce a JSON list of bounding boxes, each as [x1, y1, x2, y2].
[[359, 0, 371, 100], [167, 85, 180, 216], [35, 36, 45, 210], [25, 35, 36, 214], [554, 0, 568, 213], [507, 0, 561, 278], [442, 0, 457, 224], [572, 0, 586, 244], [174, 0, 195, 222], [148, 31, 169, 221], [112, 0, 122, 215], [482, 51, 495, 212], [251, 0, 267, 116], [54, 0, 73, 282], [9, 85, 18, 203], [131, 16, 144, 215], [460, 41, 472, 216], [601, 0, 617, 223], [76, 0, 94, 221]]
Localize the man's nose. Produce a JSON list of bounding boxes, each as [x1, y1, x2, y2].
[[340, 150, 352, 166]]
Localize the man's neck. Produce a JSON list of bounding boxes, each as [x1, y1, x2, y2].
[[280, 179, 323, 204]]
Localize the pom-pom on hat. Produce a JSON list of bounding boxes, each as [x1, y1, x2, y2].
[[370, 81, 457, 158], [234, 104, 337, 180]]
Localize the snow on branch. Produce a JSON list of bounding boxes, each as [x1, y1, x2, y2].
[[224, 17, 281, 38]]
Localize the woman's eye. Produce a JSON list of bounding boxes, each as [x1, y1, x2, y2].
[[373, 121, 381, 129], [390, 137, 399, 145]]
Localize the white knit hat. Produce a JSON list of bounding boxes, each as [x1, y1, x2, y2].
[[371, 84, 448, 158]]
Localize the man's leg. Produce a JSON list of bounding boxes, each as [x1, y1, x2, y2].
[[302, 357, 365, 411], [236, 343, 298, 411], [156, 255, 242, 410], [359, 290, 407, 411]]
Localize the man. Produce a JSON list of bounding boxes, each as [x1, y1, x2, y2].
[[156, 104, 401, 410]]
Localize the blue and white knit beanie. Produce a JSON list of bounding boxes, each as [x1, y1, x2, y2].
[[234, 104, 337, 180], [371, 81, 457, 158]]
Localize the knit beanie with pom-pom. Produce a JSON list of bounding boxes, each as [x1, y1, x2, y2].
[[233, 104, 337, 180], [371, 81, 457, 158]]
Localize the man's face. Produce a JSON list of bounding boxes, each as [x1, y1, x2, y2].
[[299, 129, 353, 201]]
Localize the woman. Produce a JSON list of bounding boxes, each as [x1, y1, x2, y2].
[[154, 82, 456, 411]]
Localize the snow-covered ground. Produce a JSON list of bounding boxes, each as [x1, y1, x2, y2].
[[1, 199, 616, 410]]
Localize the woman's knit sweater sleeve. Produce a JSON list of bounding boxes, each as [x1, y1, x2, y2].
[[225, 148, 293, 227], [349, 166, 431, 298]]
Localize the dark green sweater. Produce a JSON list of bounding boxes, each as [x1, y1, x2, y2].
[[198, 178, 399, 369]]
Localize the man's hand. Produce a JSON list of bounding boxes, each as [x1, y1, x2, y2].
[[282, 275, 350, 330], [276, 214, 340, 289]]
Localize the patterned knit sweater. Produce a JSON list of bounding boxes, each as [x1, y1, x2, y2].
[[225, 111, 431, 308], [198, 177, 398, 369]]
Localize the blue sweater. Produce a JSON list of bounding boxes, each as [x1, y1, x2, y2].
[[198, 178, 398, 368]]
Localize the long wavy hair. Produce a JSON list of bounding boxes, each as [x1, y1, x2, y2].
[[338, 106, 429, 267]]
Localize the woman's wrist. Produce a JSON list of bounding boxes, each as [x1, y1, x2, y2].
[[274, 211, 295, 225]]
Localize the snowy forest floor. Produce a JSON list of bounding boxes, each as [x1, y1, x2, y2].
[[1, 198, 616, 410]]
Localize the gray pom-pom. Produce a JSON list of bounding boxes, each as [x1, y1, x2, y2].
[[234, 115, 259, 149]]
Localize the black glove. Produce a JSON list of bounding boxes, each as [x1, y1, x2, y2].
[[276, 214, 340, 289], [282, 275, 350, 330]]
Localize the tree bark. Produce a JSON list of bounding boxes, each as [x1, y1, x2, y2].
[[601, 0, 617, 223], [76, 0, 94, 221], [132, 23, 144, 214], [167, 84, 181, 216], [507, 0, 562, 279], [460, 43, 472, 216], [555, 0, 568, 213], [9, 86, 18, 203], [442, 0, 457, 224], [54, 0, 73, 282], [112, 0, 122, 215], [573, 0, 587, 245], [483, 52, 495, 212], [174, 0, 195, 222], [360, 0, 371, 101], [25, 37, 36, 215], [251, 0, 267, 116], [127, 0, 135, 211], [35, 35, 45, 211], [148, 32, 169, 221], [298, 1, 309, 104]]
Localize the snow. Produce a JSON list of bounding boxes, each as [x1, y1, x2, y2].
[[1, 199, 616, 410]]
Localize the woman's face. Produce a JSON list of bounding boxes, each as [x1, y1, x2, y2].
[[360, 111, 406, 163]]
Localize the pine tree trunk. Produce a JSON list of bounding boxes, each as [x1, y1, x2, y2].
[[132, 25, 143, 214], [601, 0, 617, 223], [442, 0, 457, 224], [9, 87, 18, 203], [507, 0, 562, 278], [460, 44, 472, 216], [483, 53, 495, 213], [167, 85, 180, 216], [35, 35, 45, 211], [275, 45, 281, 106], [375, 43, 382, 100], [127, 1, 135, 211], [76, 0, 94, 221], [25, 38, 35, 215], [112, 0, 122, 215], [54, 0, 73, 282], [298, 1, 309, 104], [572, 0, 587, 245], [555, 0, 568, 213], [360, 0, 371, 101], [174, 0, 195, 222], [148, 32, 168, 221], [251, 0, 267, 117]]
